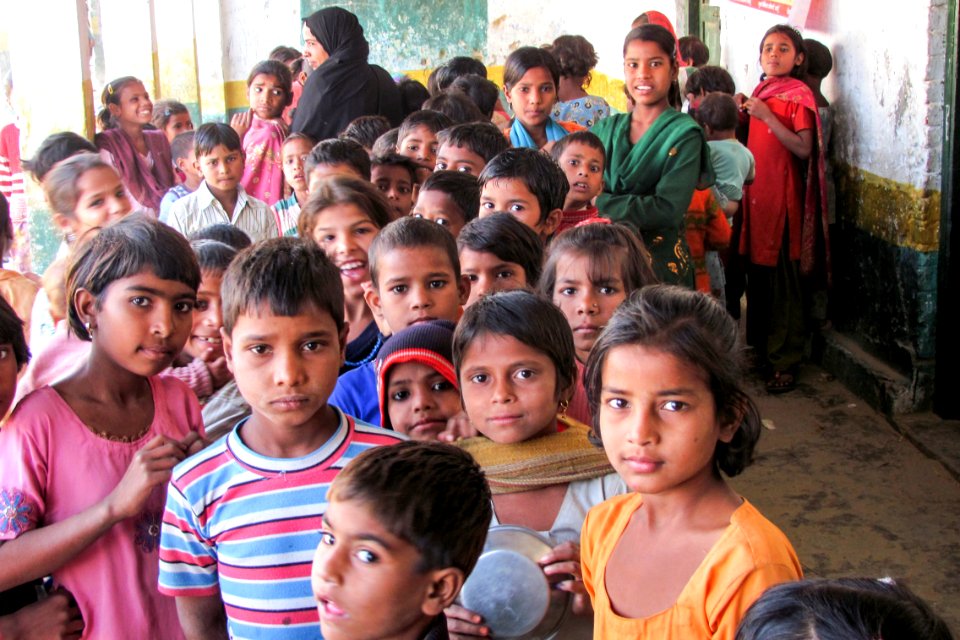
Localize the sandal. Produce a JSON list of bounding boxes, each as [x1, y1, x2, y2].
[[766, 370, 796, 394]]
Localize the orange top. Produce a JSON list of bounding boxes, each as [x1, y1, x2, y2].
[[581, 493, 802, 640]]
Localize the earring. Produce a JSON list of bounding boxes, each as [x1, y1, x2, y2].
[[558, 399, 569, 418], [84, 321, 95, 338]]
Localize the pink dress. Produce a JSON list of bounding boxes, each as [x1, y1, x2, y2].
[[240, 116, 286, 204], [0, 376, 204, 639]]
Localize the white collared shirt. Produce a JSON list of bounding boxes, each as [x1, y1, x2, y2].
[[166, 181, 278, 243]]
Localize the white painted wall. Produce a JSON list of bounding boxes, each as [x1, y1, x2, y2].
[[220, 0, 301, 82]]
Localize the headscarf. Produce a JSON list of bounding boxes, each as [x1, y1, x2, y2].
[[292, 8, 402, 141], [637, 11, 685, 66]]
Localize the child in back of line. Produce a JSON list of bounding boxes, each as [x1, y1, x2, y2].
[[549, 131, 607, 232], [435, 121, 510, 176], [151, 99, 194, 144], [413, 170, 480, 238], [457, 212, 543, 307], [448, 290, 627, 639], [298, 176, 393, 376], [159, 131, 203, 223], [312, 441, 492, 640], [372, 128, 400, 158], [159, 237, 405, 640], [396, 110, 454, 183], [371, 153, 420, 219], [339, 114, 392, 152], [231, 60, 293, 204], [580, 285, 802, 639], [540, 223, 656, 426], [422, 92, 487, 125], [684, 183, 731, 296], [94, 76, 176, 215], [478, 147, 567, 242], [274, 132, 315, 236], [547, 35, 612, 128], [695, 93, 755, 218], [330, 216, 468, 426], [167, 123, 278, 243], [0, 215, 206, 640], [305, 137, 372, 192], [448, 75, 503, 125], [376, 320, 460, 441]]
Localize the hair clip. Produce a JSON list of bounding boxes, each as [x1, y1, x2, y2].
[[107, 83, 114, 96]]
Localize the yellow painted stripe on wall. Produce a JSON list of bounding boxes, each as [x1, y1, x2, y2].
[[225, 79, 248, 112]]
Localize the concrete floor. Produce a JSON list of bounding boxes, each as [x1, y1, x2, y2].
[[729, 364, 960, 632]]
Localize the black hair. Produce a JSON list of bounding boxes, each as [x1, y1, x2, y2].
[[419, 171, 480, 226], [194, 122, 242, 157], [368, 215, 461, 288], [398, 110, 455, 142], [503, 47, 561, 92], [453, 289, 576, 400], [188, 223, 252, 250], [268, 45, 301, 64], [695, 92, 739, 131], [23, 132, 97, 183], [298, 175, 392, 238], [170, 131, 196, 163], [371, 128, 401, 158], [457, 213, 544, 287], [684, 65, 737, 96], [190, 239, 238, 275], [398, 78, 431, 118], [435, 57, 488, 92], [624, 25, 682, 108], [0, 295, 30, 370], [221, 237, 344, 336], [339, 115, 392, 149], [478, 148, 567, 223], [437, 122, 509, 166], [426, 67, 443, 97], [43, 153, 118, 219], [735, 578, 955, 640], [678, 35, 710, 67], [548, 130, 607, 166], [0, 193, 10, 246], [547, 35, 599, 81], [304, 138, 371, 181], [329, 441, 492, 575], [760, 24, 807, 79], [246, 59, 294, 108], [422, 93, 486, 125], [97, 76, 144, 130], [803, 38, 833, 79], [584, 285, 761, 477], [370, 153, 419, 186], [151, 99, 190, 131], [67, 214, 201, 341], [448, 74, 500, 119]]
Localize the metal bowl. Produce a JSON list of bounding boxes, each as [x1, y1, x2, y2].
[[459, 525, 571, 639]]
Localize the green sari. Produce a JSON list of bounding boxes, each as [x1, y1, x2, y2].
[[592, 110, 714, 286]]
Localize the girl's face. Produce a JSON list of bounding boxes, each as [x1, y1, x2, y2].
[[183, 270, 224, 361], [760, 32, 803, 78], [69, 167, 133, 238], [506, 66, 557, 130], [282, 138, 313, 194], [597, 344, 737, 495], [309, 204, 380, 300], [163, 112, 193, 143], [248, 73, 288, 120], [552, 252, 627, 363], [302, 24, 330, 69], [386, 362, 460, 441], [85, 270, 197, 377], [459, 333, 563, 444], [623, 39, 676, 111], [110, 82, 153, 127]]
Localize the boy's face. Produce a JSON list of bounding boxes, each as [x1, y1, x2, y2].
[[199, 144, 244, 193], [459, 248, 528, 308], [0, 343, 20, 418], [479, 178, 560, 240], [435, 142, 487, 175], [309, 204, 379, 301], [365, 246, 467, 334], [371, 164, 417, 219], [397, 125, 440, 171], [412, 189, 467, 238], [183, 271, 225, 361], [282, 138, 313, 194], [308, 163, 365, 195], [313, 497, 462, 640], [223, 304, 347, 434], [248, 73, 287, 120], [557, 142, 604, 209], [386, 362, 460, 441]]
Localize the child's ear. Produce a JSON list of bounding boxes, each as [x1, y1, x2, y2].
[[362, 281, 392, 335], [718, 397, 747, 443], [221, 327, 235, 374], [73, 288, 98, 335], [795, 52, 805, 69], [411, 182, 420, 202], [542, 208, 563, 238], [50, 213, 78, 237], [421, 567, 465, 616], [338, 322, 349, 365], [457, 274, 470, 306]]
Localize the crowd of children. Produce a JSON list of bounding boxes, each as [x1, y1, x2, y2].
[[0, 6, 952, 640]]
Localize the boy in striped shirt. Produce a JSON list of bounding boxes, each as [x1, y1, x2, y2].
[[159, 238, 405, 639]]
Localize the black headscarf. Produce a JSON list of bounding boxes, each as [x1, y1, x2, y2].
[[292, 7, 402, 140]]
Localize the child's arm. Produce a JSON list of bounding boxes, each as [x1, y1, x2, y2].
[[175, 595, 229, 640], [741, 98, 813, 160]]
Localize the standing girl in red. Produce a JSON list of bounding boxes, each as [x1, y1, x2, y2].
[[736, 25, 829, 393]]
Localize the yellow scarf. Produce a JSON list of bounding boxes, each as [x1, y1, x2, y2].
[[458, 416, 614, 495]]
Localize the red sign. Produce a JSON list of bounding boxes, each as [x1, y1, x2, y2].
[[729, 0, 793, 17]]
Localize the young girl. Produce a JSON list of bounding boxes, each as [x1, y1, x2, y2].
[[540, 222, 657, 426], [580, 285, 802, 638], [591, 25, 713, 287], [0, 215, 206, 639], [502, 47, 585, 150], [735, 25, 829, 393], [151, 99, 194, 144], [274, 132, 315, 236], [297, 175, 392, 374], [231, 60, 293, 205], [449, 290, 627, 638], [547, 35, 612, 128], [94, 76, 176, 215]]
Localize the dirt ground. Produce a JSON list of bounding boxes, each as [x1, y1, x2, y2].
[[729, 364, 960, 632]]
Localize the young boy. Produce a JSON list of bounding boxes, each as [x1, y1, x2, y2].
[[274, 132, 315, 236], [371, 154, 420, 219], [329, 216, 467, 425], [159, 131, 203, 223], [694, 93, 755, 217], [457, 212, 543, 307], [435, 122, 509, 176], [167, 123, 278, 243], [412, 171, 480, 238], [549, 131, 606, 232], [158, 238, 404, 639], [305, 137, 372, 193], [312, 441, 491, 640], [396, 110, 454, 183], [339, 114, 391, 152], [477, 147, 566, 242]]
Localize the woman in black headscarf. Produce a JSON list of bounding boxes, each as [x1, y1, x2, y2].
[[293, 7, 403, 141]]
